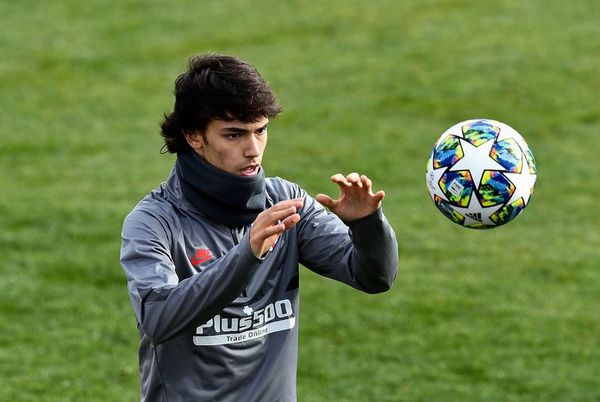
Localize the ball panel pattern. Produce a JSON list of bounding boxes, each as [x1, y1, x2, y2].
[[490, 198, 526, 226], [439, 170, 473, 207], [432, 135, 463, 169], [465, 221, 490, 229], [434, 195, 465, 225], [491, 138, 523, 173], [478, 171, 515, 207], [462, 121, 500, 146], [524, 148, 537, 174]]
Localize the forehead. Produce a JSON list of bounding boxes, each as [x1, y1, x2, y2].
[[209, 116, 269, 132]]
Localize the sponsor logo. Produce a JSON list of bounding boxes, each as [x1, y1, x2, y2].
[[191, 248, 214, 267], [193, 299, 295, 346], [465, 212, 482, 222]]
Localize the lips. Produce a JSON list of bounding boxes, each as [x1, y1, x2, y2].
[[240, 165, 259, 176]]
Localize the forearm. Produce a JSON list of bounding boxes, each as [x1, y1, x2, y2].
[[123, 233, 261, 344], [347, 208, 398, 293]]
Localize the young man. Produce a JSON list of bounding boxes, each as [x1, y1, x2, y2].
[[120, 53, 398, 402]]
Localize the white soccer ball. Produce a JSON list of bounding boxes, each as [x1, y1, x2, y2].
[[425, 119, 537, 229]]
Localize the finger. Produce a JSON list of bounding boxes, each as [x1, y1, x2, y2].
[[360, 175, 373, 194], [254, 198, 304, 231], [257, 200, 303, 219], [255, 205, 299, 228], [346, 172, 362, 187], [281, 213, 301, 229], [315, 193, 336, 209], [263, 205, 301, 224], [257, 212, 301, 240], [330, 173, 350, 187], [262, 221, 286, 237], [270, 198, 304, 211]]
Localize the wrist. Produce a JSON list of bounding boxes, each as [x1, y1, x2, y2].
[[343, 207, 382, 226]]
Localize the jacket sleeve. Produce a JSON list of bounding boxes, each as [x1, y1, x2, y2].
[[120, 208, 261, 344], [296, 192, 399, 294]]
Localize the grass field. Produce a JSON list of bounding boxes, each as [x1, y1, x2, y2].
[[2, 0, 599, 401]]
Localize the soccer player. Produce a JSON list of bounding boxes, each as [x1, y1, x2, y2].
[[120, 53, 398, 402]]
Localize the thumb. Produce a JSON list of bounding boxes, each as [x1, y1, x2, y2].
[[373, 190, 386, 203], [315, 193, 335, 209]]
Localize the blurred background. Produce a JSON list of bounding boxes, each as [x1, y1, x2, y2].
[[1, 1, 599, 400]]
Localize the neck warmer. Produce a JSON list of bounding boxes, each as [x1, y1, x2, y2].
[[175, 151, 267, 227]]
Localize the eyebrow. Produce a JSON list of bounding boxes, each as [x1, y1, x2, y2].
[[221, 123, 269, 134]]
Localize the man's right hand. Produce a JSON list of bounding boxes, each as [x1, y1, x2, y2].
[[249, 198, 304, 258]]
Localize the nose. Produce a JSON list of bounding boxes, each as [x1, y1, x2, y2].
[[244, 136, 262, 158]]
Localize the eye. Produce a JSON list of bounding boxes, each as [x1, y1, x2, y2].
[[225, 133, 241, 140], [257, 126, 268, 135]]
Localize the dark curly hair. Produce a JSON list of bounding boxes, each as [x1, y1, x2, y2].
[[160, 53, 283, 153]]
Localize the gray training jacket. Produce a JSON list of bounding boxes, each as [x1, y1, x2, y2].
[[120, 168, 398, 402]]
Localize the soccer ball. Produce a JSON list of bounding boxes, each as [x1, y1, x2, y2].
[[425, 119, 537, 229]]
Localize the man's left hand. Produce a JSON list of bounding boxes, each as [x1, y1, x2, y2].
[[315, 172, 385, 222]]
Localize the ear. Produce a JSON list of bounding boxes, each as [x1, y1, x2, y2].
[[184, 130, 205, 152]]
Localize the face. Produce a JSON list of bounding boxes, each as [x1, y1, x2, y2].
[[185, 116, 269, 176]]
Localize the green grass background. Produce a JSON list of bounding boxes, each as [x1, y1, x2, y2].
[[2, 0, 599, 401]]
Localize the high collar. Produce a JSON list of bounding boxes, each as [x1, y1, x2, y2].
[[175, 151, 267, 227]]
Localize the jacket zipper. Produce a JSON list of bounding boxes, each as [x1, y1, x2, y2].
[[229, 227, 247, 298], [229, 228, 239, 245]]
